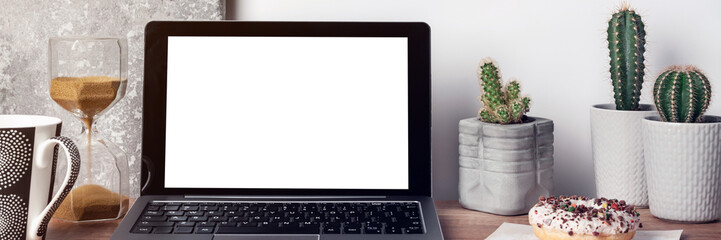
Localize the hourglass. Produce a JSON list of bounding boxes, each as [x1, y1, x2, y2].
[[48, 37, 129, 222]]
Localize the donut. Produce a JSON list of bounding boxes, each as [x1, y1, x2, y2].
[[529, 196, 642, 240]]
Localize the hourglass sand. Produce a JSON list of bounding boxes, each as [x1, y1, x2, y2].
[[48, 37, 130, 222]]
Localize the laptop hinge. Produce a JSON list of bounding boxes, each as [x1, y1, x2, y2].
[[183, 195, 388, 199]]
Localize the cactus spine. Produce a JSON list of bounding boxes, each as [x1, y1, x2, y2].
[[477, 58, 531, 124], [653, 66, 711, 123], [608, 7, 646, 110]]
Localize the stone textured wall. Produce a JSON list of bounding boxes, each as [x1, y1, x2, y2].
[[0, 0, 225, 196]]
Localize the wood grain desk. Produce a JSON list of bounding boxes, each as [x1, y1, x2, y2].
[[45, 200, 721, 239]]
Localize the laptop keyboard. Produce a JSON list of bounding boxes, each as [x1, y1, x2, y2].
[[131, 201, 424, 234]]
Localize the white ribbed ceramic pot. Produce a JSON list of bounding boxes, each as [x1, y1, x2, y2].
[[458, 117, 554, 215], [642, 115, 721, 222], [590, 104, 657, 207]]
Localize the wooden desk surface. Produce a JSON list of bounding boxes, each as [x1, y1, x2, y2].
[[434, 201, 721, 239], [46, 200, 721, 240]]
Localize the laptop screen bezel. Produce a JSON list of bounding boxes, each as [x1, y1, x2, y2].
[[141, 21, 431, 197]]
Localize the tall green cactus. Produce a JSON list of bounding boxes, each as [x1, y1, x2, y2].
[[477, 58, 531, 124], [653, 66, 711, 123], [608, 7, 646, 110]]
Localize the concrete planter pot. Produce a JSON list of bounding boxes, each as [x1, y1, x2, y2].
[[458, 116, 553, 215], [590, 103, 657, 207], [642, 116, 721, 222]]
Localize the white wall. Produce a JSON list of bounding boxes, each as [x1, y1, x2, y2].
[[228, 0, 721, 200]]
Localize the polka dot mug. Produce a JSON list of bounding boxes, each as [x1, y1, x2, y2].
[[0, 115, 81, 240]]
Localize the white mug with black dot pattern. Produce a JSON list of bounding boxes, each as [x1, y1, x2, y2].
[[0, 115, 81, 240]]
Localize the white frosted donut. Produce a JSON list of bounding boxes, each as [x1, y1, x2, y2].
[[529, 196, 642, 240]]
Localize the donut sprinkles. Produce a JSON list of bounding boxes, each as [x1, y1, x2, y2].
[[529, 195, 642, 239]]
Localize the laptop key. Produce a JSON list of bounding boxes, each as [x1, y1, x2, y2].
[[230, 216, 249, 222], [386, 226, 402, 234], [406, 210, 419, 217], [165, 211, 184, 216], [131, 226, 152, 233], [365, 226, 381, 234], [201, 206, 219, 211], [169, 216, 188, 221], [386, 222, 406, 228], [177, 221, 196, 227], [163, 205, 180, 211], [323, 227, 340, 234], [408, 220, 423, 226], [188, 216, 208, 222], [138, 221, 174, 227], [153, 227, 173, 234], [250, 216, 270, 222], [219, 221, 237, 227], [403, 203, 418, 209], [216, 227, 320, 234], [270, 216, 286, 222], [268, 211, 284, 217], [140, 216, 166, 222], [344, 224, 361, 234], [186, 211, 204, 216], [324, 222, 340, 227], [209, 216, 228, 222], [207, 210, 223, 216], [195, 227, 214, 234], [144, 211, 163, 216], [221, 205, 239, 211], [197, 221, 216, 227], [239, 221, 257, 227], [181, 206, 199, 211], [302, 222, 319, 228], [405, 226, 423, 234], [279, 222, 300, 228], [174, 227, 193, 234], [366, 222, 382, 228]]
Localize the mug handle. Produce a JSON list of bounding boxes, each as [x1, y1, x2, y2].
[[27, 136, 81, 240]]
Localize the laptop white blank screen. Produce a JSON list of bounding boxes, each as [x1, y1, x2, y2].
[[164, 36, 409, 189]]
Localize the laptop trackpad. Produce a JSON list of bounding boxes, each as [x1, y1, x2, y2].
[[213, 235, 320, 240]]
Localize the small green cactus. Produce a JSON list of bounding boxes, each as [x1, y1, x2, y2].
[[477, 58, 531, 124], [608, 6, 647, 110], [653, 66, 712, 123]]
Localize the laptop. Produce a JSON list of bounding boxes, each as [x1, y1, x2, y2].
[[110, 21, 441, 240]]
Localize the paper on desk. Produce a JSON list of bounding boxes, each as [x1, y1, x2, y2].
[[486, 223, 682, 240]]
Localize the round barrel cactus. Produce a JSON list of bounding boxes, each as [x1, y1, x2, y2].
[[653, 66, 712, 123]]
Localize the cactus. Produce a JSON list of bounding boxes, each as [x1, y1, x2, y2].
[[608, 6, 646, 110], [477, 58, 531, 124], [653, 66, 711, 123]]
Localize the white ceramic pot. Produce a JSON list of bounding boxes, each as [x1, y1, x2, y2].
[[642, 115, 721, 222], [590, 104, 657, 207], [458, 117, 553, 215]]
